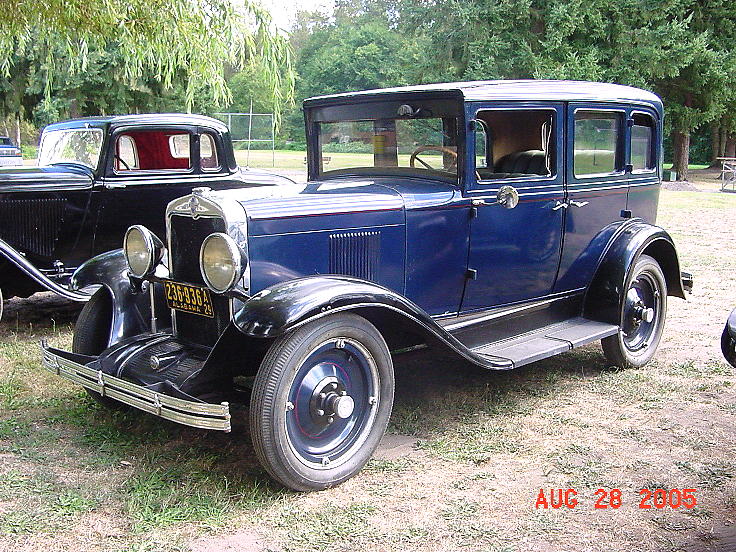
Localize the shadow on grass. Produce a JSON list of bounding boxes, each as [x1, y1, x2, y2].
[[3, 340, 616, 534]]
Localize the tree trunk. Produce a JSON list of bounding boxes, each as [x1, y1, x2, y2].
[[672, 131, 690, 182], [710, 124, 722, 167], [15, 116, 21, 147], [726, 134, 736, 158], [719, 128, 728, 158]]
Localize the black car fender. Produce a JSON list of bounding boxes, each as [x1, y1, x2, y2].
[[727, 308, 736, 340], [583, 220, 688, 325], [232, 275, 513, 369], [70, 249, 155, 346]]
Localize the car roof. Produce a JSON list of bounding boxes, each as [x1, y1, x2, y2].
[[43, 113, 229, 133], [304, 80, 662, 110]]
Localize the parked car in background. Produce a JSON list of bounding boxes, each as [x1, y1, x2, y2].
[[0, 114, 291, 320], [722, 309, 736, 367], [41, 80, 692, 491], [0, 136, 23, 167]]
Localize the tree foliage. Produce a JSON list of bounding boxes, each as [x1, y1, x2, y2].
[[0, 0, 294, 114]]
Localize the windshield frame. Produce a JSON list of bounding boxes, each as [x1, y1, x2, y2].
[[38, 127, 105, 170], [306, 96, 465, 184]]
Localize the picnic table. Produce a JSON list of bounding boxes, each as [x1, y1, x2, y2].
[[719, 157, 736, 192]]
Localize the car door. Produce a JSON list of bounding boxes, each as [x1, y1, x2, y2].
[[554, 103, 629, 292], [91, 126, 206, 254], [460, 103, 566, 312]]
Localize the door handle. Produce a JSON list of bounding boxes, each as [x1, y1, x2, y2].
[[552, 200, 568, 210], [104, 182, 127, 189], [569, 200, 589, 208]]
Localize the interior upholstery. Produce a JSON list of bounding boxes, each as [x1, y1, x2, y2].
[[116, 131, 190, 171], [494, 150, 548, 176]]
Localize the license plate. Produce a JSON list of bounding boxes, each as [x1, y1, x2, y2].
[[164, 281, 215, 318]]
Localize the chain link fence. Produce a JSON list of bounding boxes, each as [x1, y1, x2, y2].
[[213, 105, 275, 167]]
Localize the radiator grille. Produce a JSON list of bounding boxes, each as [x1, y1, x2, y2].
[[169, 214, 230, 347], [329, 231, 381, 281], [0, 198, 65, 257]]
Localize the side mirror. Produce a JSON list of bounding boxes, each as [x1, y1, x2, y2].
[[497, 185, 519, 209]]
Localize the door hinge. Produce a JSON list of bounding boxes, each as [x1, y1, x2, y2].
[[466, 268, 477, 280], [470, 206, 478, 219]]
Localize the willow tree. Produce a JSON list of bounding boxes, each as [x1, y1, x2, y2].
[[0, 0, 293, 136]]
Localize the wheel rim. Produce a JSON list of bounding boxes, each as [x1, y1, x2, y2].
[[621, 272, 661, 352], [284, 338, 379, 469]]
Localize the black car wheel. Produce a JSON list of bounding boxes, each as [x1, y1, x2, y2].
[[72, 288, 127, 410], [721, 324, 736, 368], [250, 313, 394, 491], [602, 254, 667, 369]]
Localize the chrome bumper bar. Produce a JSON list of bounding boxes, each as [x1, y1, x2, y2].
[[40, 341, 231, 432]]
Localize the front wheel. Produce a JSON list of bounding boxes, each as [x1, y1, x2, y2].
[[602, 254, 667, 369], [72, 288, 126, 410], [722, 324, 736, 368], [250, 313, 394, 491]]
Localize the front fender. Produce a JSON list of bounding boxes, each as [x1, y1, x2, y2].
[[584, 220, 687, 325], [233, 275, 513, 370], [0, 237, 89, 301], [71, 249, 151, 345]]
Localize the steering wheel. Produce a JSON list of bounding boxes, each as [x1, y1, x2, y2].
[[114, 154, 130, 171], [409, 145, 458, 171]]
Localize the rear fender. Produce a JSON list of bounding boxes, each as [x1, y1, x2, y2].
[[70, 249, 155, 345], [583, 221, 686, 325]]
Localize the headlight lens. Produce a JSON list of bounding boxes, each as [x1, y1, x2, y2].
[[200, 233, 245, 293], [124, 225, 163, 278]]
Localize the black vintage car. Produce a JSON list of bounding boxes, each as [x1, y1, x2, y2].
[[0, 114, 289, 319], [41, 80, 693, 491]]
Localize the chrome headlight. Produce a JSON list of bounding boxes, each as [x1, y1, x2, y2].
[[123, 225, 164, 278], [199, 233, 246, 293]]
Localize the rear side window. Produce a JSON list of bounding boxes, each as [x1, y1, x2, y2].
[[114, 131, 192, 172], [200, 133, 220, 171], [631, 113, 656, 171], [574, 111, 622, 177]]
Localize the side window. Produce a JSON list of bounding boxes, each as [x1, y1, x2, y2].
[[116, 135, 139, 170], [474, 120, 489, 169], [474, 109, 555, 181], [573, 111, 622, 177], [200, 133, 220, 171], [113, 131, 192, 173], [631, 113, 656, 172], [169, 135, 190, 159]]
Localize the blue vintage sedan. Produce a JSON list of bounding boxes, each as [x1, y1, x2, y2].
[[40, 80, 692, 491]]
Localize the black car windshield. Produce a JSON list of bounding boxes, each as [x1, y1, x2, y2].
[[38, 128, 104, 169], [312, 98, 462, 180]]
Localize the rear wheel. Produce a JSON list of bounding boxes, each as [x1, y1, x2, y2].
[[72, 288, 125, 409], [602, 255, 667, 369], [721, 324, 736, 368], [250, 313, 394, 491]]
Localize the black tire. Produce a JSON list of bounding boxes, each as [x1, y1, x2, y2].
[[602, 254, 667, 369], [72, 288, 126, 410], [250, 313, 394, 492], [721, 324, 736, 368]]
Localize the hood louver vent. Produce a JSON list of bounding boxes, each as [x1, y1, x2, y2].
[[329, 231, 381, 282], [0, 198, 66, 258]]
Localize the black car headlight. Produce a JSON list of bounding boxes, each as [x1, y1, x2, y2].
[[123, 225, 164, 278], [200, 233, 246, 293]]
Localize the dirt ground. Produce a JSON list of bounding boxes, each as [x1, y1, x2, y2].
[[0, 168, 735, 552]]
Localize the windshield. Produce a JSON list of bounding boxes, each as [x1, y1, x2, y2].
[[38, 128, 104, 169], [313, 99, 461, 179]]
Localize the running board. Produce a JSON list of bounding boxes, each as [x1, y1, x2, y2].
[[471, 317, 619, 368]]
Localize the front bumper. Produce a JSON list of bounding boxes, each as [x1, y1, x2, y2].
[[40, 341, 231, 432]]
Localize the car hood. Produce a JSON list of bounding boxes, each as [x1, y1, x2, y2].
[[0, 164, 94, 190], [207, 179, 406, 221]]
